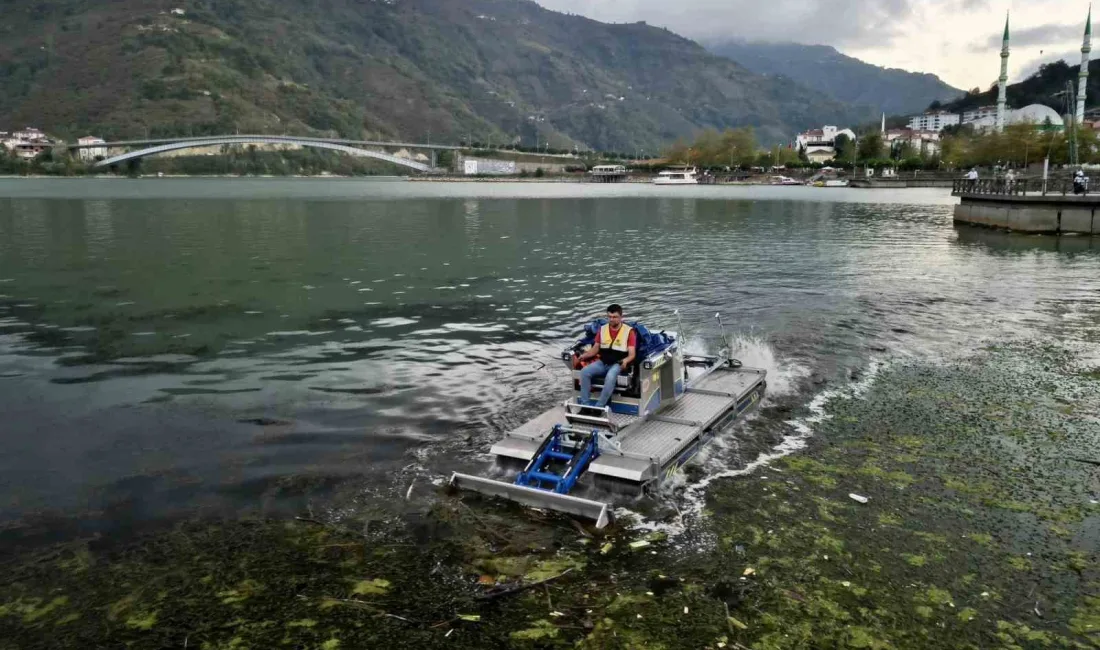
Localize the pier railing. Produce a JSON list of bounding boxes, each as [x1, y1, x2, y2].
[[952, 178, 1083, 197]]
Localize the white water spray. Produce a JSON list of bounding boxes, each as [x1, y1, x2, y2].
[[620, 352, 887, 539]]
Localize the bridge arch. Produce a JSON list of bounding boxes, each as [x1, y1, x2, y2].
[[94, 136, 437, 172]]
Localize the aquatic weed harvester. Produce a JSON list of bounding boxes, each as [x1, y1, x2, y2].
[[450, 313, 766, 528]]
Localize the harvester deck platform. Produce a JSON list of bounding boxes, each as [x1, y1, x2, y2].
[[450, 318, 766, 528]]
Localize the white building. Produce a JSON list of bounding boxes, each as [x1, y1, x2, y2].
[[463, 158, 517, 175], [13, 127, 47, 142], [12, 142, 48, 159], [886, 129, 942, 157], [962, 106, 998, 124], [967, 104, 1065, 132], [800, 146, 836, 164], [794, 125, 857, 163], [907, 111, 960, 132], [794, 125, 856, 150], [77, 136, 107, 161], [3, 128, 51, 160]]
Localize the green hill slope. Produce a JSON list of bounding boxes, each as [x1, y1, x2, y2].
[[936, 59, 1097, 117], [0, 0, 875, 150]]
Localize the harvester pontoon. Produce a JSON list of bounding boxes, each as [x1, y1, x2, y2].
[[450, 316, 766, 528]]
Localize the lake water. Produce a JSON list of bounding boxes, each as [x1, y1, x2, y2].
[[1, 178, 1098, 540]]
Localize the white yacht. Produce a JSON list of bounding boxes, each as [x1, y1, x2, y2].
[[653, 167, 699, 185]]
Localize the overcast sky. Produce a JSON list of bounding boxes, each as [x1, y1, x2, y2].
[[534, 0, 1092, 91]]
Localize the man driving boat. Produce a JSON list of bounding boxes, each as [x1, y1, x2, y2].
[[575, 304, 637, 408]]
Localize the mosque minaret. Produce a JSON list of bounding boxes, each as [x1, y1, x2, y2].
[[996, 13, 1010, 133], [1078, 5, 1092, 125], [964, 9, 1093, 132]]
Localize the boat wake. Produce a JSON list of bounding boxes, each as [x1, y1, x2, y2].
[[618, 335, 886, 541]]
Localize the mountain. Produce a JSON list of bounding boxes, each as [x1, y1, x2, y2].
[[0, 0, 876, 151], [936, 59, 1098, 117], [707, 41, 963, 117]]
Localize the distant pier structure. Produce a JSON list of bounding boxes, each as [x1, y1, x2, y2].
[[953, 178, 1100, 234], [589, 164, 628, 183]]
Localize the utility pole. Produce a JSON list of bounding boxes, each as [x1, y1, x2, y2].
[[1065, 80, 1079, 167]]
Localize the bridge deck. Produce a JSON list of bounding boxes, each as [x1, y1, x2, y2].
[[91, 135, 443, 172]]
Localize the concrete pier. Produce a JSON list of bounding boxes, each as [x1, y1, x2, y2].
[[952, 179, 1100, 235], [589, 165, 628, 183]]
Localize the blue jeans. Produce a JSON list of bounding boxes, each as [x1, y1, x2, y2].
[[580, 360, 622, 407]]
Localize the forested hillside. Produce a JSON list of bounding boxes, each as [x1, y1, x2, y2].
[[709, 41, 962, 116], [0, 0, 876, 150], [935, 60, 1098, 117]]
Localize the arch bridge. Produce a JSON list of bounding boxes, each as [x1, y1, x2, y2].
[[75, 135, 457, 172]]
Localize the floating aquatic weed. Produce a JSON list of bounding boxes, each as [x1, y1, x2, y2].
[[3, 342, 1099, 648]]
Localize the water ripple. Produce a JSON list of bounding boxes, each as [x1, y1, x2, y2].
[[0, 183, 1097, 530]]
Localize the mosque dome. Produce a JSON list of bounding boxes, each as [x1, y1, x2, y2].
[[1007, 104, 1065, 127]]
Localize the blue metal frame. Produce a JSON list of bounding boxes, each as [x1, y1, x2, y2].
[[608, 401, 640, 416], [515, 425, 600, 495]]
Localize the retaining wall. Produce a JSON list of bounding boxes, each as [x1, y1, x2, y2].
[[953, 196, 1100, 235]]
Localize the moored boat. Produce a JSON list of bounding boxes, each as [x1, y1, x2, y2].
[[653, 167, 699, 185]]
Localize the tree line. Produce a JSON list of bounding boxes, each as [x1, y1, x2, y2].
[[658, 128, 899, 170], [654, 123, 1097, 173], [938, 124, 1096, 169]]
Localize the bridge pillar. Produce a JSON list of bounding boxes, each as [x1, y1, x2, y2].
[[430, 150, 437, 170]]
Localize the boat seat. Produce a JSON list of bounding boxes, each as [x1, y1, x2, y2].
[[564, 320, 675, 400], [568, 343, 647, 398], [576, 361, 643, 398]]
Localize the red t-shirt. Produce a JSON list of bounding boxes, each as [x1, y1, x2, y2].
[[599, 325, 637, 348]]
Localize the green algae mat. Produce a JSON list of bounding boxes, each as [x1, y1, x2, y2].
[[2, 341, 1098, 649]]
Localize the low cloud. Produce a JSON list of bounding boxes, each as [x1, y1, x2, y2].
[[971, 22, 1081, 52], [535, 0, 915, 47], [532, 0, 1089, 89]]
